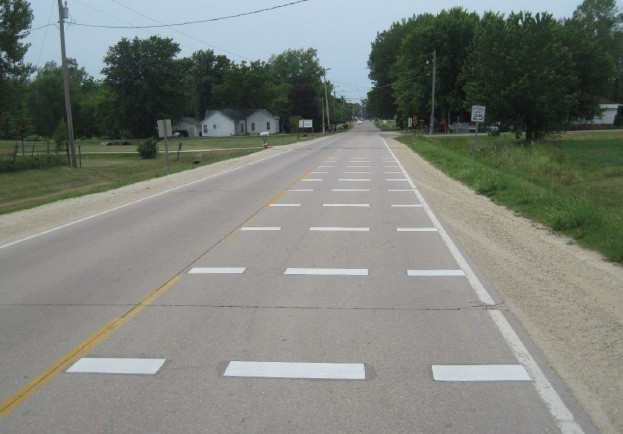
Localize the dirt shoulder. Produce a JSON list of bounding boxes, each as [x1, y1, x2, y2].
[[2, 136, 622, 432], [387, 137, 623, 434]]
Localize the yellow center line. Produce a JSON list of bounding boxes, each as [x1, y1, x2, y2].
[[0, 274, 182, 418]]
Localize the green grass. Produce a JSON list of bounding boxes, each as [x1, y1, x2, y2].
[[398, 131, 623, 263], [0, 133, 321, 215]]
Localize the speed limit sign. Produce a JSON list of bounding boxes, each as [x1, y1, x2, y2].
[[471, 105, 486, 122]]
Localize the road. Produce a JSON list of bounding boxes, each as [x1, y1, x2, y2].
[[0, 123, 595, 433]]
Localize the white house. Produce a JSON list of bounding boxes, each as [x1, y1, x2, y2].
[[592, 102, 621, 125], [173, 117, 201, 137], [200, 109, 280, 137]]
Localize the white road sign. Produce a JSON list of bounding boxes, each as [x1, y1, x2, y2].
[[471, 105, 486, 122]]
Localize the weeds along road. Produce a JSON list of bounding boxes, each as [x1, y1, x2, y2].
[[0, 122, 596, 433]]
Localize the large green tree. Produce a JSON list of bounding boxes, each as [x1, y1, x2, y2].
[[27, 60, 98, 137], [102, 36, 186, 138], [0, 0, 33, 139], [463, 12, 579, 141], [185, 49, 231, 119], [213, 60, 277, 110]]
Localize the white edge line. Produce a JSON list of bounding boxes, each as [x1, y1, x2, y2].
[[381, 138, 583, 434], [0, 142, 326, 251]]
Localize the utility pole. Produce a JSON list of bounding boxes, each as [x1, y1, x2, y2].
[[323, 68, 331, 133], [57, 0, 77, 167], [429, 50, 436, 135]]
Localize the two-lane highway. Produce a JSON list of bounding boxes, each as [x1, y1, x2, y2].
[[0, 126, 593, 432]]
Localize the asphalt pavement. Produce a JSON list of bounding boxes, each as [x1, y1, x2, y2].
[[0, 124, 594, 433]]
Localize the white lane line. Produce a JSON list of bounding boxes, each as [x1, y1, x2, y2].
[[285, 268, 368, 276], [310, 171, 329, 174], [270, 204, 301, 207], [317, 165, 334, 168], [391, 204, 423, 208], [241, 227, 282, 231], [407, 269, 465, 277], [397, 228, 438, 232], [343, 171, 371, 174], [189, 267, 246, 274], [386, 178, 409, 182], [224, 361, 366, 380], [346, 166, 371, 168], [332, 189, 370, 192], [385, 171, 403, 174], [302, 179, 323, 182], [382, 138, 583, 433], [67, 358, 166, 375], [289, 189, 314, 192], [432, 365, 530, 382], [310, 227, 370, 232], [339, 179, 371, 182], [323, 204, 370, 208]]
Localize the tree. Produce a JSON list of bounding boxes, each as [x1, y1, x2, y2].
[[571, 0, 623, 101], [27, 60, 97, 137], [463, 12, 578, 141], [102, 36, 187, 138], [185, 50, 231, 119], [0, 0, 33, 139], [213, 60, 277, 110]]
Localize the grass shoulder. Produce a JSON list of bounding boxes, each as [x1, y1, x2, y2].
[[398, 131, 623, 263]]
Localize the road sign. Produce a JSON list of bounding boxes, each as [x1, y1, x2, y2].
[[471, 105, 486, 122], [299, 119, 313, 129]]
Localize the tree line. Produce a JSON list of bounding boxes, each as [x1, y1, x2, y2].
[[367, 0, 623, 140], [1, 0, 360, 140]]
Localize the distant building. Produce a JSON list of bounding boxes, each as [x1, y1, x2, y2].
[[197, 109, 279, 137], [592, 100, 621, 125]]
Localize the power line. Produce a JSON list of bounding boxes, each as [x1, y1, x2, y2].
[[71, 0, 310, 29]]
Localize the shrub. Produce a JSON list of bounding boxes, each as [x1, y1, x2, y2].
[[137, 139, 158, 159]]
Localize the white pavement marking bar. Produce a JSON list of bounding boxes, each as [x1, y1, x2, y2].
[[323, 204, 370, 208], [241, 227, 281, 231], [270, 204, 301, 207], [391, 204, 423, 208], [344, 171, 371, 174], [224, 361, 366, 380], [189, 267, 246, 274], [302, 179, 323, 182], [67, 358, 166, 375], [407, 269, 465, 277], [289, 189, 313, 192], [339, 179, 371, 182], [432, 365, 531, 382], [309, 227, 370, 232], [397, 228, 438, 232], [285, 268, 368, 276], [332, 189, 370, 192]]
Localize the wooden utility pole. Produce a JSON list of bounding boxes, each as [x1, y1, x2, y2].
[[57, 0, 77, 167]]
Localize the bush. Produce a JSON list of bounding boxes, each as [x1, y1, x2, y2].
[[137, 139, 158, 159]]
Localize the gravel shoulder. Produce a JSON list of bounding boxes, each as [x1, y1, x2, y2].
[[2, 136, 622, 432]]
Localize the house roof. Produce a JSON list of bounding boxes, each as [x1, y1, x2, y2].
[[203, 108, 279, 122]]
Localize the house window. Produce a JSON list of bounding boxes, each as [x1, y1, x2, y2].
[[251, 123, 256, 131], [203, 125, 207, 134], [267, 122, 271, 130], [213, 125, 217, 129]]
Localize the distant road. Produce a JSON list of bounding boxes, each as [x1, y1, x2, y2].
[[0, 122, 594, 432]]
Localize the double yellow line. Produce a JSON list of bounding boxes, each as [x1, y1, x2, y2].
[[0, 274, 181, 418]]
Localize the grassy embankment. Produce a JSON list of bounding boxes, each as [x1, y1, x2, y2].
[[398, 131, 623, 263], [0, 134, 320, 215]]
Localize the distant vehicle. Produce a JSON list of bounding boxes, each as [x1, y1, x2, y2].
[[173, 130, 189, 137], [357, 120, 363, 124]]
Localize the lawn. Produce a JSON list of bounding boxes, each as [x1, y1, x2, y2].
[[398, 131, 623, 262], [0, 133, 321, 215]]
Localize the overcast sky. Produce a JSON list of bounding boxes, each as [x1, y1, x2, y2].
[[25, 0, 589, 103]]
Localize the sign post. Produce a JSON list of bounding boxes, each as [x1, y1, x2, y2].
[[157, 119, 172, 172], [470, 105, 486, 154]]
